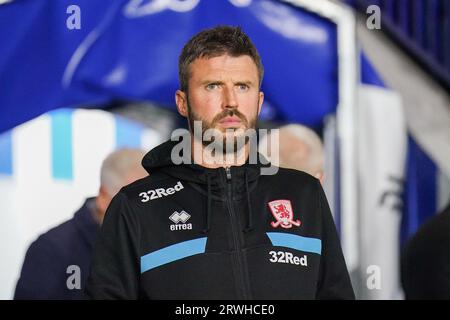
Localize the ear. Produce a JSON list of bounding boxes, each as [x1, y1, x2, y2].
[[257, 91, 264, 116], [314, 171, 325, 185], [176, 90, 188, 118], [95, 185, 110, 218]]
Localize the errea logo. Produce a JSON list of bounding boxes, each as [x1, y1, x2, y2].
[[169, 210, 192, 231], [169, 210, 190, 224], [139, 181, 184, 202]]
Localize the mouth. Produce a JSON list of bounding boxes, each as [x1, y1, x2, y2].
[[218, 116, 242, 128]]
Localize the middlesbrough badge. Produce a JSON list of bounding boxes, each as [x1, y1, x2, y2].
[[268, 199, 301, 229]]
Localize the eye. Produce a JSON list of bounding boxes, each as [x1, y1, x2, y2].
[[237, 84, 249, 91], [206, 83, 219, 90]]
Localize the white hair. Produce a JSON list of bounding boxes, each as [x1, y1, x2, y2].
[[100, 148, 147, 195], [259, 124, 324, 175]]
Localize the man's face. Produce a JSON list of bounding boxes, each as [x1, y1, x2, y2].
[[176, 54, 264, 149], [96, 166, 148, 224]]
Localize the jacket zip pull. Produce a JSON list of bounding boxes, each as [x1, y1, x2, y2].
[[225, 167, 232, 180]]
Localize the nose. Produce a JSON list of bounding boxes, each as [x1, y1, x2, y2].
[[222, 86, 238, 110]]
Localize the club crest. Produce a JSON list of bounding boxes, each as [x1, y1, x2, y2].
[[268, 199, 301, 229]]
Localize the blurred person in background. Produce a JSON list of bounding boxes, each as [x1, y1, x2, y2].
[[258, 124, 324, 184], [14, 148, 148, 299], [401, 201, 450, 299]]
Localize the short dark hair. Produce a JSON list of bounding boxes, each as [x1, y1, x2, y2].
[[178, 25, 264, 92]]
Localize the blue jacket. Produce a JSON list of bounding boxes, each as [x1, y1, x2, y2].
[[14, 198, 100, 299]]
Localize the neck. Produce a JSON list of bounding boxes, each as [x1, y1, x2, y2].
[[191, 134, 249, 169], [94, 207, 104, 225], [89, 199, 104, 225]]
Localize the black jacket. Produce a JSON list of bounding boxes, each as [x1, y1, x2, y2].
[[401, 202, 450, 299], [86, 139, 354, 299]]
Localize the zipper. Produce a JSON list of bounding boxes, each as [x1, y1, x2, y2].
[[225, 167, 251, 299], [226, 167, 232, 180]]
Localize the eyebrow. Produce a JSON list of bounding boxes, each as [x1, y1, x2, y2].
[[235, 81, 253, 86], [200, 80, 254, 86], [201, 80, 224, 86]]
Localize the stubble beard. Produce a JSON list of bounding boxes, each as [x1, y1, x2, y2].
[[186, 97, 258, 155]]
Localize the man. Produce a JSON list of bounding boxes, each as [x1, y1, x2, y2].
[[401, 202, 450, 299], [258, 124, 325, 184], [14, 148, 147, 299], [86, 26, 354, 299]]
